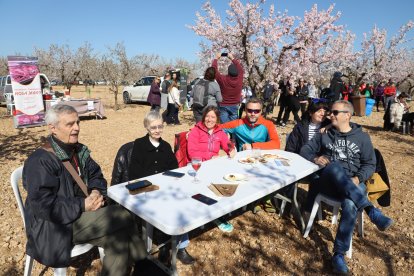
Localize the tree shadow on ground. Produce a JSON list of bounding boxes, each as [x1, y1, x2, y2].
[[0, 129, 45, 162]]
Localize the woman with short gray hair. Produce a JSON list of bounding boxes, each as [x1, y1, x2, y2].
[[128, 110, 196, 265]]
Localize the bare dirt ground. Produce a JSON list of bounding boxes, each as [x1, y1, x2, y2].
[[0, 86, 413, 275]]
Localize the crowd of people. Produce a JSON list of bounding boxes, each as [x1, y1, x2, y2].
[[21, 52, 405, 275]]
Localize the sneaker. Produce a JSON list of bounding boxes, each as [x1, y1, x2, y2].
[[214, 219, 234, 232], [367, 207, 394, 231], [252, 204, 262, 214], [177, 248, 196, 265], [332, 253, 349, 275], [263, 199, 276, 213]]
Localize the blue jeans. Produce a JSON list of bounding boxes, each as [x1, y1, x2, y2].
[[177, 233, 189, 249], [384, 95, 394, 111], [305, 162, 371, 254], [219, 105, 239, 123]]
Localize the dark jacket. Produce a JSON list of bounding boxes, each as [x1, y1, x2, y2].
[[375, 85, 385, 97], [263, 82, 275, 100], [128, 134, 178, 180], [147, 82, 161, 106], [161, 79, 170, 94], [22, 138, 107, 267], [111, 141, 134, 185], [300, 123, 376, 183], [212, 58, 244, 106], [374, 149, 391, 207], [296, 85, 309, 101], [330, 76, 345, 101], [285, 119, 330, 154]]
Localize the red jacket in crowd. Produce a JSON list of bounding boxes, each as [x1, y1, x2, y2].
[[384, 85, 396, 96], [212, 58, 244, 106]]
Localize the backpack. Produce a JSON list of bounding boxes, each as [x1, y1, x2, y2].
[[192, 79, 209, 107], [174, 131, 190, 168]]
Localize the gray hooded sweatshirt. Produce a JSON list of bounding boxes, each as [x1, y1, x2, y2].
[[300, 123, 376, 183]]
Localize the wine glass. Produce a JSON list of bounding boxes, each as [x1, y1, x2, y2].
[[252, 148, 261, 159], [191, 157, 202, 182], [251, 148, 261, 168]]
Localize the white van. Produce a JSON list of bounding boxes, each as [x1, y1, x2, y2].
[[0, 73, 51, 105]]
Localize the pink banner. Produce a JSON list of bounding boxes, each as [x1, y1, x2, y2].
[[7, 56, 45, 128]]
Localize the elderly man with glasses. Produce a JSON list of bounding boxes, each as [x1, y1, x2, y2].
[[220, 97, 281, 213], [300, 100, 393, 275]]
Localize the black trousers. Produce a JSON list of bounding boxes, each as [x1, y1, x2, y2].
[[276, 96, 288, 123], [192, 104, 204, 123], [283, 96, 301, 123], [375, 96, 385, 111], [166, 103, 180, 124]]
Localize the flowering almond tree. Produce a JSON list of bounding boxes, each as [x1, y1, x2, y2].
[[345, 21, 414, 86], [188, 0, 353, 98]]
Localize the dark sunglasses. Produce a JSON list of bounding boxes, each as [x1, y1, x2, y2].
[[246, 108, 261, 114], [330, 110, 349, 116]]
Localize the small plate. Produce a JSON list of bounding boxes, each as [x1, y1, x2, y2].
[[224, 173, 247, 182], [262, 153, 289, 161], [238, 157, 256, 164], [257, 157, 268, 163]]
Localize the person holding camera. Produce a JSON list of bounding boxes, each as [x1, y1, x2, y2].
[[212, 52, 244, 123]]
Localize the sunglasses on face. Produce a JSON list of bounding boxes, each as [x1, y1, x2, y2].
[[246, 108, 261, 114], [149, 124, 164, 131], [330, 110, 349, 116]]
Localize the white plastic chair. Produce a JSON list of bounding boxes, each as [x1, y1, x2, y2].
[[5, 93, 14, 115], [11, 166, 104, 276], [303, 193, 364, 258]]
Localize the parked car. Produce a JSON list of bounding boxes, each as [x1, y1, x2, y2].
[[122, 76, 163, 104], [0, 75, 12, 104], [0, 73, 51, 105], [95, 80, 108, 85]]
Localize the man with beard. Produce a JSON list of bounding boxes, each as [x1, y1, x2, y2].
[[220, 98, 281, 213]]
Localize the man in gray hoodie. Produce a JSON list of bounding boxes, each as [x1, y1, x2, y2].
[[300, 100, 393, 275]]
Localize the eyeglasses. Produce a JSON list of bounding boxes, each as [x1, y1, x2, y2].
[[149, 124, 164, 131], [246, 108, 261, 114], [330, 110, 349, 116]]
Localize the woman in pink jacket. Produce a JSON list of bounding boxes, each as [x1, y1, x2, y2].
[[187, 106, 236, 232], [187, 106, 233, 161]]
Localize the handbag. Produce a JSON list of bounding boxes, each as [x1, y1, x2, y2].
[[366, 173, 389, 201], [169, 89, 181, 109]]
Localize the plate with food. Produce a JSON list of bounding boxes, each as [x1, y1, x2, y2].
[[262, 153, 289, 160], [238, 157, 256, 164], [257, 157, 268, 163], [224, 173, 248, 182]]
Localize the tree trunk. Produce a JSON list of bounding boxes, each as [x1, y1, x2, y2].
[[113, 86, 119, 111]]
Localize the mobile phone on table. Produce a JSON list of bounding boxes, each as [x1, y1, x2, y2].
[[125, 180, 152, 191], [191, 193, 218, 205], [221, 52, 228, 57], [162, 170, 185, 178]]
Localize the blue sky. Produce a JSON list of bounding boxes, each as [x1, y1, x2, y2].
[[1, 0, 412, 62]]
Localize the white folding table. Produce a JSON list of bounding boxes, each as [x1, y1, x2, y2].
[[108, 149, 319, 275]]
